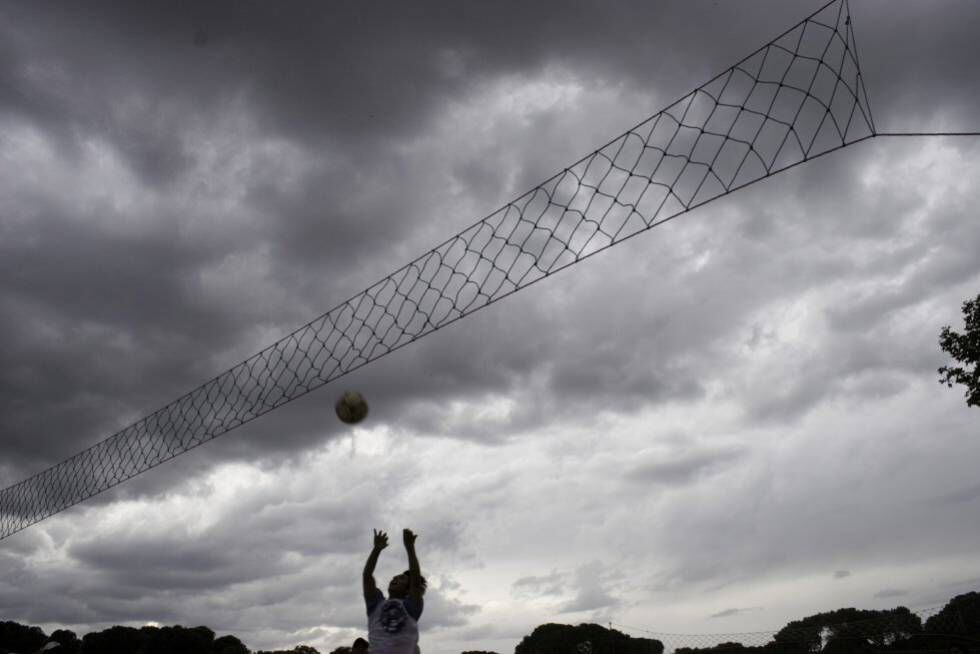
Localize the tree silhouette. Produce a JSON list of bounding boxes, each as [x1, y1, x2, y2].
[[924, 592, 980, 637], [80, 625, 144, 654], [676, 642, 771, 654], [214, 634, 250, 654], [938, 293, 980, 407], [49, 628, 82, 654], [515, 623, 662, 654], [773, 607, 922, 652], [140, 625, 215, 654], [0, 621, 46, 654]]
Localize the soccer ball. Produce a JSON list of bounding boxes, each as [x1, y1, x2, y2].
[[335, 390, 369, 424]]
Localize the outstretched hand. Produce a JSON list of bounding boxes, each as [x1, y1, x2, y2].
[[373, 529, 389, 551], [403, 528, 418, 549]]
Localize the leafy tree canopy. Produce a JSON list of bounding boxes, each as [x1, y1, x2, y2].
[[924, 592, 980, 635], [0, 621, 46, 654], [938, 293, 980, 407], [773, 607, 922, 650], [515, 623, 662, 654]]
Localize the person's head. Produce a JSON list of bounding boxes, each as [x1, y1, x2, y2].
[[388, 571, 427, 599], [352, 637, 369, 654]]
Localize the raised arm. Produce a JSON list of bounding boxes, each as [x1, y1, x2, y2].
[[403, 528, 422, 602], [363, 529, 388, 598]]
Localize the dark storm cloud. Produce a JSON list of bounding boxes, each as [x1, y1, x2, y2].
[[63, 503, 359, 594], [0, 204, 228, 470], [0, 0, 823, 150], [3, 0, 975, 486], [2, 1, 980, 649], [56, 480, 381, 602], [834, 570, 852, 579], [850, 0, 980, 133]]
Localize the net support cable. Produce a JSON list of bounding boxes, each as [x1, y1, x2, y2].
[[2, 0, 882, 539]]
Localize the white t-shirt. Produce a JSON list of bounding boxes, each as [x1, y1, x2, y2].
[[365, 589, 424, 654]]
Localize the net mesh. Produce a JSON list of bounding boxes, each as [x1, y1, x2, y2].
[[1, 0, 875, 540]]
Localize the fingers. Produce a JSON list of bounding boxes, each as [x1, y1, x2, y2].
[[376, 529, 418, 538], [375, 528, 420, 547]]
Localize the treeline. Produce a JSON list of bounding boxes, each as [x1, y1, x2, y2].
[[673, 592, 980, 654], [1, 591, 976, 654], [0, 624, 311, 654]]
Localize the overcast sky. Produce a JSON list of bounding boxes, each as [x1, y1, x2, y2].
[[1, 1, 979, 653]]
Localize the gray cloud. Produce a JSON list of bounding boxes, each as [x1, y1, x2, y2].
[[625, 446, 747, 486], [558, 562, 622, 615], [874, 589, 908, 599], [2, 1, 980, 653], [3, 0, 977, 479], [930, 482, 980, 507], [710, 607, 763, 619], [513, 570, 566, 599]]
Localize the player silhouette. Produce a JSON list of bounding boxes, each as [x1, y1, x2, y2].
[[362, 528, 426, 654]]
